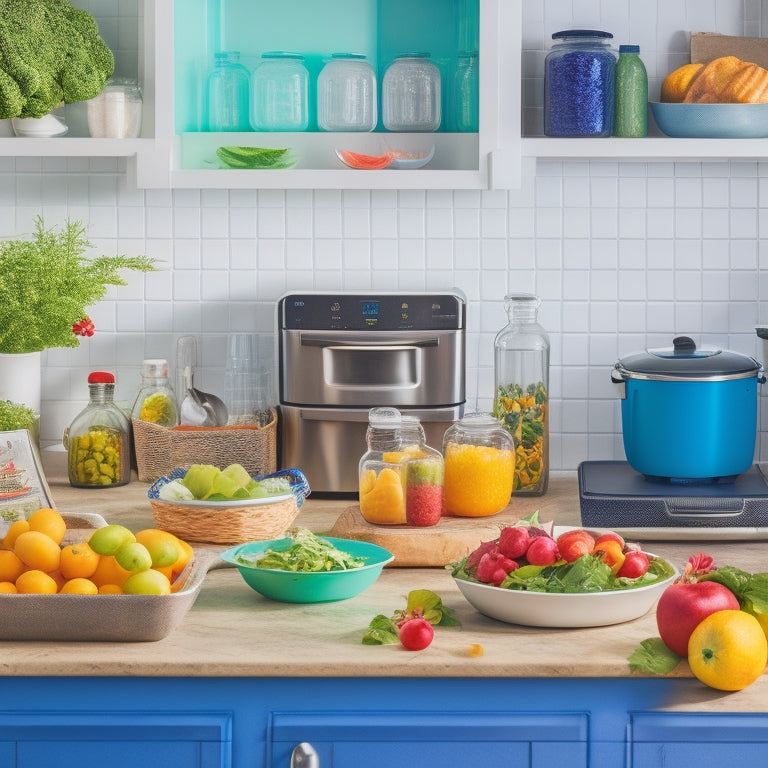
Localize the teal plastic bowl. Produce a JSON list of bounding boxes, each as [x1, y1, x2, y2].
[[220, 536, 394, 603]]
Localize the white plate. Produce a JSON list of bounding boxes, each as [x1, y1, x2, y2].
[[453, 527, 678, 627]]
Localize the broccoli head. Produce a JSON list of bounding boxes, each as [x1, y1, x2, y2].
[[0, 0, 114, 119]]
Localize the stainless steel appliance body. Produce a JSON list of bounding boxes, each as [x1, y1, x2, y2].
[[278, 291, 466, 494]]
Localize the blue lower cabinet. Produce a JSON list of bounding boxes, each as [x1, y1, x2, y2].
[[270, 711, 589, 768], [630, 712, 768, 767], [0, 711, 233, 768]]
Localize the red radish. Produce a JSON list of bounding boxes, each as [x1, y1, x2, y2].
[[476, 551, 518, 585], [616, 550, 649, 579], [464, 540, 498, 577], [556, 529, 595, 563], [655, 553, 740, 657], [399, 618, 434, 651], [525, 536, 559, 566], [498, 526, 531, 559]]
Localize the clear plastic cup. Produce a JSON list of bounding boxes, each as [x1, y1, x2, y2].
[[317, 53, 377, 132], [225, 333, 275, 426]]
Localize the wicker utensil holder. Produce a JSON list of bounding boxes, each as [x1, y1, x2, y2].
[[150, 496, 299, 544], [132, 409, 278, 484]]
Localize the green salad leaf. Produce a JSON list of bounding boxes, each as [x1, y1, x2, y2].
[[701, 566, 768, 614], [235, 528, 366, 573], [628, 638, 682, 675]]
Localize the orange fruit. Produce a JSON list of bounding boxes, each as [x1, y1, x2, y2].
[[60, 577, 98, 595], [60, 541, 100, 580], [90, 554, 135, 588], [135, 528, 182, 567], [2, 519, 30, 550], [0, 549, 25, 583], [28, 507, 67, 545], [13, 530, 61, 573], [0, 581, 18, 593], [97, 583, 123, 595], [16, 569, 58, 594], [688, 609, 768, 691]]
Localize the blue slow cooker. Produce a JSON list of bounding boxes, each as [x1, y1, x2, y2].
[[612, 336, 765, 481]]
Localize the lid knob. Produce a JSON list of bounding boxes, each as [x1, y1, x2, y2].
[[672, 336, 696, 354]]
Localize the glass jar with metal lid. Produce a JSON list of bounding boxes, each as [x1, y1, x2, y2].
[[544, 29, 616, 137]]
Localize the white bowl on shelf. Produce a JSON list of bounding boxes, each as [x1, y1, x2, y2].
[[11, 113, 68, 138]]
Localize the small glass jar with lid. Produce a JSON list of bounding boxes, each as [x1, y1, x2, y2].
[[358, 407, 406, 525], [400, 415, 444, 527], [493, 293, 550, 496], [544, 29, 616, 137], [131, 358, 179, 427], [317, 53, 377, 132], [442, 412, 514, 516], [63, 371, 131, 488], [382, 53, 442, 132], [251, 51, 309, 131], [206, 51, 251, 132]]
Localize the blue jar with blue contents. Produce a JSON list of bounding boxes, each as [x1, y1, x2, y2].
[[544, 30, 616, 137]]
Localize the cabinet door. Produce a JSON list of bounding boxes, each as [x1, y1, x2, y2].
[[0, 711, 232, 768], [270, 711, 588, 768], [630, 712, 768, 767]]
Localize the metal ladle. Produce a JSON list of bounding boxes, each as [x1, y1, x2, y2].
[[180, 365, 229, 427]]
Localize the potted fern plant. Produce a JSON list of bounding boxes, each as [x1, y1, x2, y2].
[[0, 217, 157, 414]]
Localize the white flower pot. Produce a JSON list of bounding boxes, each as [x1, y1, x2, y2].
[[0, 352, 42, 415]]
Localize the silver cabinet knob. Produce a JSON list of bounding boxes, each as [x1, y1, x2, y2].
[[290, 742, 319, 768]]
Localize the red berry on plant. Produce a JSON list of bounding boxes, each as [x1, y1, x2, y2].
[[72, 316, 95, 337], [399, 617, 435, 651]]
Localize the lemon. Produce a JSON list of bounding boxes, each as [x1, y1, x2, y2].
[[688, 609, 768, 691], [88, 524, 136, 556], [135, 529, 181, 568], [123, 569, 171, 595], [114, 541, 153, 572]]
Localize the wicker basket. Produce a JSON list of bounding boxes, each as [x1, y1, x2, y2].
[[150, 496, 299, 545], [132, 409, 278, 484]]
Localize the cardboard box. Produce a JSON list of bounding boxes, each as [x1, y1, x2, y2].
[[691, 32, 768, 69]]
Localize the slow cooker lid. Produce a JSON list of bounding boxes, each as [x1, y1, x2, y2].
[[617, 336, 761, 379]]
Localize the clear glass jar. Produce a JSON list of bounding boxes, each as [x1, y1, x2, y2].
[[382, 54, 441, 132], [454, 51, 479, 132], [87, 77, 143, 138], [493, 293, 550, 495], [207, 51, 251, 132], [131, 359, 179, 427], [64, 371, 131, 488], [442, 412, 514, 516], [400, 415, 444, 527], [358, 407, 406, 525], [544, 29, 616, 137], [251, 52, 309, 131], [317, 53, 377, 132]]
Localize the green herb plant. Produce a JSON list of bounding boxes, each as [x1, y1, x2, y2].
[[362, 589, 461, 645], [0, 217, 156, 353], [0, 400, 36, 431]]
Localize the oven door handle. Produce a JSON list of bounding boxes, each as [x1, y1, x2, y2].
[[300, 336, 439, 348]]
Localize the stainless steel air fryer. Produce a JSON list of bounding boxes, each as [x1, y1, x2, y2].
[[277, 291, 466, 495]]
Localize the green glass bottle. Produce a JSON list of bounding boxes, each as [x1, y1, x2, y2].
[[613, 44, 648, 137]]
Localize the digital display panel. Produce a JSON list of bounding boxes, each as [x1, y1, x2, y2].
[[362, 301, 379, 317]]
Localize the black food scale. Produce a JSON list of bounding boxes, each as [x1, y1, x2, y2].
[[579, 460, 768, 540]]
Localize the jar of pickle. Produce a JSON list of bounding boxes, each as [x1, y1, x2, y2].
[[493, 293, 550, 495], [64, 371, 131, 488], [358, 407, 406, 525], [442, 412, 514, 516], [400, 415, 444, 527]]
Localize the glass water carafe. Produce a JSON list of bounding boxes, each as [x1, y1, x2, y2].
[[493, 293, 550, 495]]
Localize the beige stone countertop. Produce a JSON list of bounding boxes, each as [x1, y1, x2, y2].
[[2, 451, 768, 711]]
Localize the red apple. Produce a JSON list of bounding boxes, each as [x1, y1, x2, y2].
[[656, 580, 740, 656]]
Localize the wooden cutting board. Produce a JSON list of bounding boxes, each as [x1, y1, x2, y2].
[[330, 505, 523, 567]]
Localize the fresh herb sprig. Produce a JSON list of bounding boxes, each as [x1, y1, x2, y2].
[[0, 217, 156, 353]]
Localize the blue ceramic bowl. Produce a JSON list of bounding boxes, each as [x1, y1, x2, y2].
[[650, 102, 768, 138], [220, 536, 394, 603]]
